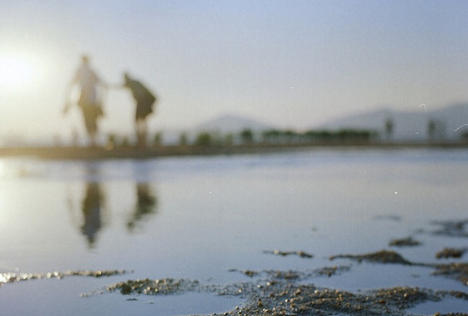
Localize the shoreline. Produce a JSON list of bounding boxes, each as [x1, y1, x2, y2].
[[0, 142, 467, 160]]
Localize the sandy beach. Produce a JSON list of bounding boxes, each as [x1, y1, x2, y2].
[[0, 142, 467, 160]]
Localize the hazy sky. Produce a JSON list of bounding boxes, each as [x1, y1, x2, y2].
[[1, 0, 468, 143]]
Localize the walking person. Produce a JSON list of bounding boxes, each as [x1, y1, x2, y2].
[[122, 72, 157, 146], [64, 55, 106, 147]]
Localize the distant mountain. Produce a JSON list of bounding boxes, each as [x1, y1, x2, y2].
[[160, 104, 468, 145], [191, 113, 276, 134], [319, 103, 468, 141]]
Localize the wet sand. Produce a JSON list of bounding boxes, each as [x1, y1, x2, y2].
[[0, 142, 467, 160], [97, 219, 468, 315], [2, 220, 468, 316], [1, 148, 467, 315]]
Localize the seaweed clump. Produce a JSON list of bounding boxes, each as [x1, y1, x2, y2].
[[436, 248, 468, 259], [329, 250, 413, 265], [219, 282, 465, 316], [389, 237, 421, 247], [96, 265, 468, 316], [263, 249, 313, 258], [101, 276, 459, 316], [107, 278, 201, 295], [433, 263, 468, 286], [0, 270, 128, 285]]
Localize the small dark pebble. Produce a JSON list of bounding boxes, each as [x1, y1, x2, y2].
[[242, 270, 258, 278]]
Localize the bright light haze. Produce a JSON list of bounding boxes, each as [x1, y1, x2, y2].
[[1, 0, 467, 144]]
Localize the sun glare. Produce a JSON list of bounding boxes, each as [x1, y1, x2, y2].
[[0, 55, 34, 88]]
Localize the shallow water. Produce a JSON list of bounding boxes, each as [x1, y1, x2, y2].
[[0, 148, 468, 315]]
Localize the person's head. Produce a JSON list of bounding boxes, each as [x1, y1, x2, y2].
[[81, 54, 90, 64]]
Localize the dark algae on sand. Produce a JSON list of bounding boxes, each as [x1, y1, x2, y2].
[[96, 245, 468, 315], [4, 220, 468, 315], [97, 267, 468, 316]]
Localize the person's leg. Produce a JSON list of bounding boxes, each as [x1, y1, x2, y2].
[[88, 130, 97, 147], [83, 109, 98, 147]]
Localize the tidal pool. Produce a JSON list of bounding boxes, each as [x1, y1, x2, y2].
[[0, 148, 467, 315]]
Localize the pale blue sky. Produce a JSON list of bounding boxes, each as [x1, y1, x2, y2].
[[0, 0, 467, 143]]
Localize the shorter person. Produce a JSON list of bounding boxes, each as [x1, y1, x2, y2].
[[122, 72, 157, 146]]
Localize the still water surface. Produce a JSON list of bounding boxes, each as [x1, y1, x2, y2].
[[0, 148, 467, 315]]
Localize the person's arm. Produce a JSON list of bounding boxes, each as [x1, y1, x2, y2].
[[101, 74, 125, 90], [105, 83, 125, 90]]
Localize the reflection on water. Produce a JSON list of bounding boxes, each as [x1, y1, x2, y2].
[[70, 164, 109, 248], [81, 181, 105, 247], [67, 164, 159, 247], [127, 183, 158, 232]]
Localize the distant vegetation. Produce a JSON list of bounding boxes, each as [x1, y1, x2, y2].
[[102, 114, 468, 149], [262, 129, 377, 144], [185, 128, 378, 147], [105, 127, 379, 148]]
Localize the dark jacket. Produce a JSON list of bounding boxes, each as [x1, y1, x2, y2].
[[124, 77, 157, 120]]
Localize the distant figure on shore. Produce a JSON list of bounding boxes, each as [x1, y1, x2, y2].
[[64, 55, 106, 147], [122, 72, 157, 146], [385, 118, 394, 142]]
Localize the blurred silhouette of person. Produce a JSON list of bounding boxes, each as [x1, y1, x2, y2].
[[121, 72, 157, 147], [81, 181, 105, 247], [64, 55, 106, 147], [385, 118, 394, 142], [127, 182, 157, 232]]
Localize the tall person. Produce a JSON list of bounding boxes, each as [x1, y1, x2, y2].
[[64, 55, 106, 147]]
